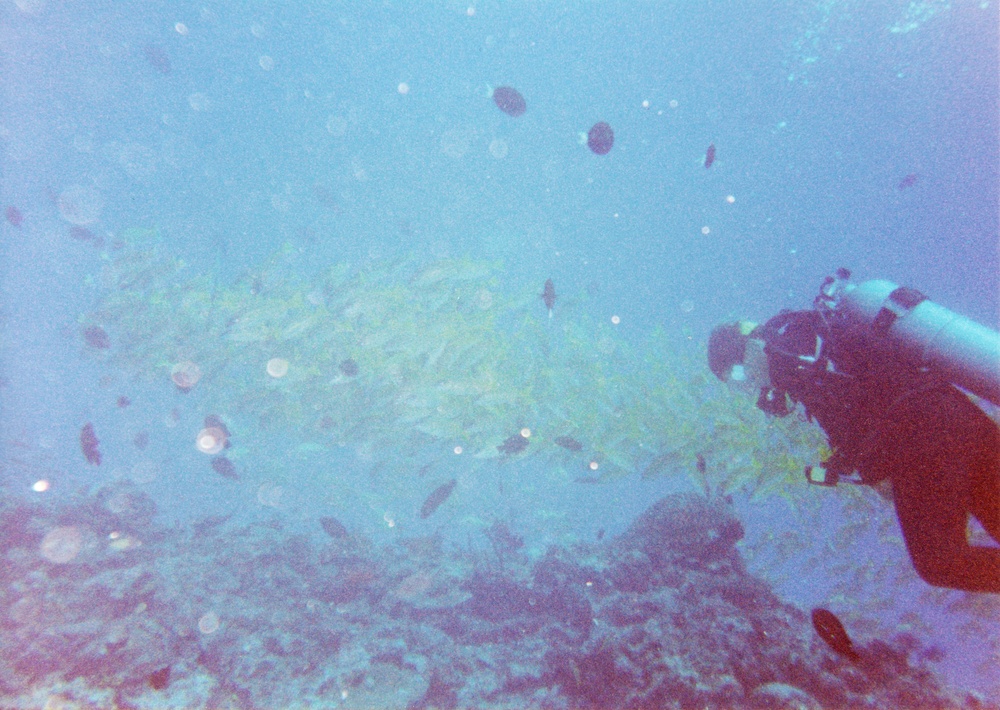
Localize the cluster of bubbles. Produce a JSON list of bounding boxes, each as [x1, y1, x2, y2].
[[86, 230, 824, 496]]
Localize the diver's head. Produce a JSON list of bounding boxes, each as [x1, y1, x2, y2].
[[707, 320, 771, 393]]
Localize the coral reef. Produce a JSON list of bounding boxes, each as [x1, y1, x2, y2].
[[0, 484, 977, 709]]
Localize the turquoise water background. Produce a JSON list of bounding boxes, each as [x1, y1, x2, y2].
[[1, 0, 998, 704]]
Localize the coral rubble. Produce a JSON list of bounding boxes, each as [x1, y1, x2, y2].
[[0, 486, 975, 709]]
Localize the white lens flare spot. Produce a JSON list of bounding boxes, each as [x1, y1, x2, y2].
[[198, 612, 220, 634], [171, 360, 202, 391], [196, 427, 226, 455], [520, 428, 531, 439], [266, 358, 289, 378], [40, 526, 83, 564], [32, 479, 50, 492]]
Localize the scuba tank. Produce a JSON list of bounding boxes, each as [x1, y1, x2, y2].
[[815, 268, 1000, 408], [804, 269, 1000, 487]]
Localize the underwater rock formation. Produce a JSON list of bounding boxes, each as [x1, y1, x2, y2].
[[0, 487, 977, 709]]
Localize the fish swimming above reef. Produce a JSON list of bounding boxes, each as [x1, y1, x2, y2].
[[320, 516, 350, 539], [541, 278, 556, 318], [420, 479, 457, 519], [704, 143, 716, 169], [554, 436, 583, 452], [82, 325, 111, 350], [497, 433, 529, 456], [210, 456, 239, 481], [80, 423, 101, 465], [204, 414, 232, 449], [811, 608, 860, 661], [339, 358, 359, 377], [897, 173, 919, 190]]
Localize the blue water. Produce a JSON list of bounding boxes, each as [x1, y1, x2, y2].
[[1, 0, 997, 706]]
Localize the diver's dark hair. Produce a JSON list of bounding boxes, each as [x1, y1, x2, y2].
[[707, 323, 749, 381]]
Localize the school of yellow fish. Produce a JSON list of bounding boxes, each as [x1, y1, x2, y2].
[[86, 229, 825, 500]]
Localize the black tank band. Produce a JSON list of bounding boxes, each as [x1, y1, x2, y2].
[[871, 286, 927, 333]]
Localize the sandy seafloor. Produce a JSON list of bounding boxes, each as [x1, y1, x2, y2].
[[1, 0, 999, 707]]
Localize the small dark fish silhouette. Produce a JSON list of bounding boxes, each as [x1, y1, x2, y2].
[[339, 358, 359, 377], [117, 396, 132, 408], [554, 436, 583, 452], [142, 44, 172, 75], [5, 205, 23, 227], [210, 456, 239, 480], [811, 608, 860, 661], [420, 479, 457, 519], [148, 665, 171, 690], [541, 279, 556, 318], [204, 414, 232, 448], [193, 514, 231, 535], [133, 430, 149, 450], [70, 226, 102, 246], [320, 516, 350, 539], [704, 143, 716, 169], [696, 453, 707, 474], [897, 173, 919, 190], [497, 434, 529, 456], [80, 423, 101, 465], [82, 325, 111, 349]]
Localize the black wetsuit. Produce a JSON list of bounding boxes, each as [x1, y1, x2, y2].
[[756, 309, 1000, 594]]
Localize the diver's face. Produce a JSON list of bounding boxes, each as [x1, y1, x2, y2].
[[726, 337, 771, 394]]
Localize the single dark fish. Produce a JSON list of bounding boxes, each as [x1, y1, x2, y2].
[[210, 456, 239, 481], [541, 279, 556, 318], [142, 44, 172, 75], [704, 143, 716, 169], [320, 516, 350, 539], [897, 173, 919, 190], [70, 226, 102, 247], [811, 608, 860, 661], [193, 514, 232, 535], [339, 358, 359, 377], [497, 434, 529, 456], [554, 435, 583, 452], [420, 479, 457, 519], [133, 430, 149, 450], [204, 414, 232, 448], [82, 325, 111, 349], [117, 396, 132, 408], [5, 205, 23, 227], [148, 665, 171, 691], [311, 183, 341, 212], [696, 453, 707, 474], [80, 423, 101, 465]]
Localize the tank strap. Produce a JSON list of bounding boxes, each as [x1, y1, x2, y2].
[[871, 286, 927, 334]]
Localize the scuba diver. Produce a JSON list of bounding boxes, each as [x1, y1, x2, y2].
[[707, 269, 1000, 594]]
